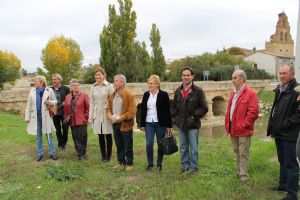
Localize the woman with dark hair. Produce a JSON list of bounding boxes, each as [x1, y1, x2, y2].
[[89, 67, 114, 163], [140, 75, 172, 172], [64, 79, 89, 160]]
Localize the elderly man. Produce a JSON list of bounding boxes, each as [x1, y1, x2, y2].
[[268, 64, 300, 200], [51, 74, 70, 150], [106, 74, 137, 172], [225, 69, 259, 182], [172, 67, 208, 174]]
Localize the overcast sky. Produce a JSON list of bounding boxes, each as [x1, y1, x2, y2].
[[0, 0, 299, 72]]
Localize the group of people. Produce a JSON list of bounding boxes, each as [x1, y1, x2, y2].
[[225, 64, 300, 200], [25, 64, 300, 200]]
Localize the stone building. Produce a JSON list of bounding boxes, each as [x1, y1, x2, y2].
[[245, 12, 294, 78]]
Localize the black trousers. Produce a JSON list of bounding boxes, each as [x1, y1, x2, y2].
[[275, 138, 299, 199], [98, 134, 112, 160], [113, 123, 133, 166], [53, 115, 69, 148], [71, 125, 87, 157]]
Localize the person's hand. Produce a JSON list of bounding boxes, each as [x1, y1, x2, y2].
[[297, 95, 300, 101], [114, 115, 120, 121], [61, 102, 65, 106], [88, 119, 93, 123], [140, 127, 145, 132], [45, 100, 54, 106], [166, 128, 171, 133]]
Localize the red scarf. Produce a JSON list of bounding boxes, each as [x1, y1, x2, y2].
[[181, 86, 192, 98]]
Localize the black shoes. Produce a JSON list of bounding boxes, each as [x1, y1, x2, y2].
[[37, 155, 43, 162], [272, 186, 287, 192], [37, 155, 57, 161], [50, 155, 58, 160], [79, 155, 86, 161], [146, 165, 162, 172], [146, 165, 154, 172], [157, 165, 162, 172]]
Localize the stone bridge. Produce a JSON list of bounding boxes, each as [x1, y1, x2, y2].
[[0, 80, 272, 119]]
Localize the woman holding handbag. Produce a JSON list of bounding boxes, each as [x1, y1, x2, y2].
[[140, 75, 172, 172], [88, 67, 114, 163], [25, 75, 58, 161], [64, 79, 90, 160]]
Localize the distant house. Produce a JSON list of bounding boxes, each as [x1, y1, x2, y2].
[[245, 51, 294, 77]]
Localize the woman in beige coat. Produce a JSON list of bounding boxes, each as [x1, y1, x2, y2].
[[25, 75, 58, 161], [89, 67, 114, 162]]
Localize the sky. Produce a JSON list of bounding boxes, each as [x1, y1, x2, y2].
[[0, 0, 299, 72]]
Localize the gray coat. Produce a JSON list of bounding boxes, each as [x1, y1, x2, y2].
[[89, 80, 114, 134]]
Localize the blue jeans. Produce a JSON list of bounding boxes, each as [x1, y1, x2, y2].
[[113, 123, 133, 166], [179, 128, 199, 171], [275, 138, 299, 200], [145, 122, 166, 166], [36, 114, 55, 156]]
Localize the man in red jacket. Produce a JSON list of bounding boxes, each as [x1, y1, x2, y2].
[[225, 69, 259, 182]]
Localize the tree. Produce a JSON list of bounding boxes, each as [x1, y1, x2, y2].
[[40, 35, 83, 84], [166, 52, 273, 81], [100, 0, 147, 82], [228, 47, 245, 56], [0, 50, 21, 90], [82, 64, 101, 84], [20, 68, 28, 76], [149, 23, 166, 77]]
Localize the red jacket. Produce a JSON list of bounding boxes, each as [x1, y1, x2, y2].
[[225, 85, 259, 137], [64, 92, 90, 127]]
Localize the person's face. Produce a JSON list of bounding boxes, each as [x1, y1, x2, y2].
[[71, 83, 80, 93], [182, 70, 194, 85], [279, 65, 294, 85], [52, 76, 61, 86], [95, 71, 105, 83], [114, 78, 124, 90], [231, 71, 244, 89], [148, 79, 159, 92], [34, 79, 43, 89]]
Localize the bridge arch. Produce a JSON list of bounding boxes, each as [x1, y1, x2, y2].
[[211, 96, 227, 116]]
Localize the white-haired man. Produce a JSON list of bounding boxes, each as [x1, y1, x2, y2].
[[106, 74, 137, 172], [225, 69, 259, 182], [51, 74, 70, 150]]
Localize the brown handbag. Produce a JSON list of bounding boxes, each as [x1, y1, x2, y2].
[[46, 94, 57, 117], [46, 104, 57, 117]]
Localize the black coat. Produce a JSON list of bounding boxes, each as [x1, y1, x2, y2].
[[171, 83, 208, 130], [140, 90, 172, 128], [267, 78, 300, 141], [51, 85, 70, 116]]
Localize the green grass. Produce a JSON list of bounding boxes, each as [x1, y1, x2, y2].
[[0, 111, 287, 200], [257, 90, 275, 104]]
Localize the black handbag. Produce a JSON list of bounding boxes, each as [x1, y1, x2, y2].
[[159, 131, 178, 155]]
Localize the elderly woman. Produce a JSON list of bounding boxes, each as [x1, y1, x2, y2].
[[25, 75, 58, 161], [89, 67, 114, 163], [140, 75, 172, 172], [64, 79, 89, 160]]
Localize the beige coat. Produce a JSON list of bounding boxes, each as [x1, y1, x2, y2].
[[25, 87, 57, 135], [89, 80, 114, 134]]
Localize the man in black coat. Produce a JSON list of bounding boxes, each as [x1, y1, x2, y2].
[[51, 74, 70, 150], [267, 64, 300, 200], [172, 67, 208, 173]]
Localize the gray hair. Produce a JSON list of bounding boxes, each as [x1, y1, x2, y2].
[[52, 74, 63, 81], [234, 69, 247, 82], [33, 75, 47, 86], [69, 79, 80, 85], [281, 63, 295, 74], [114, 74, 127, 85]]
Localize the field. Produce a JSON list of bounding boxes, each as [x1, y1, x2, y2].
[[0, 111, 288, 200]]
